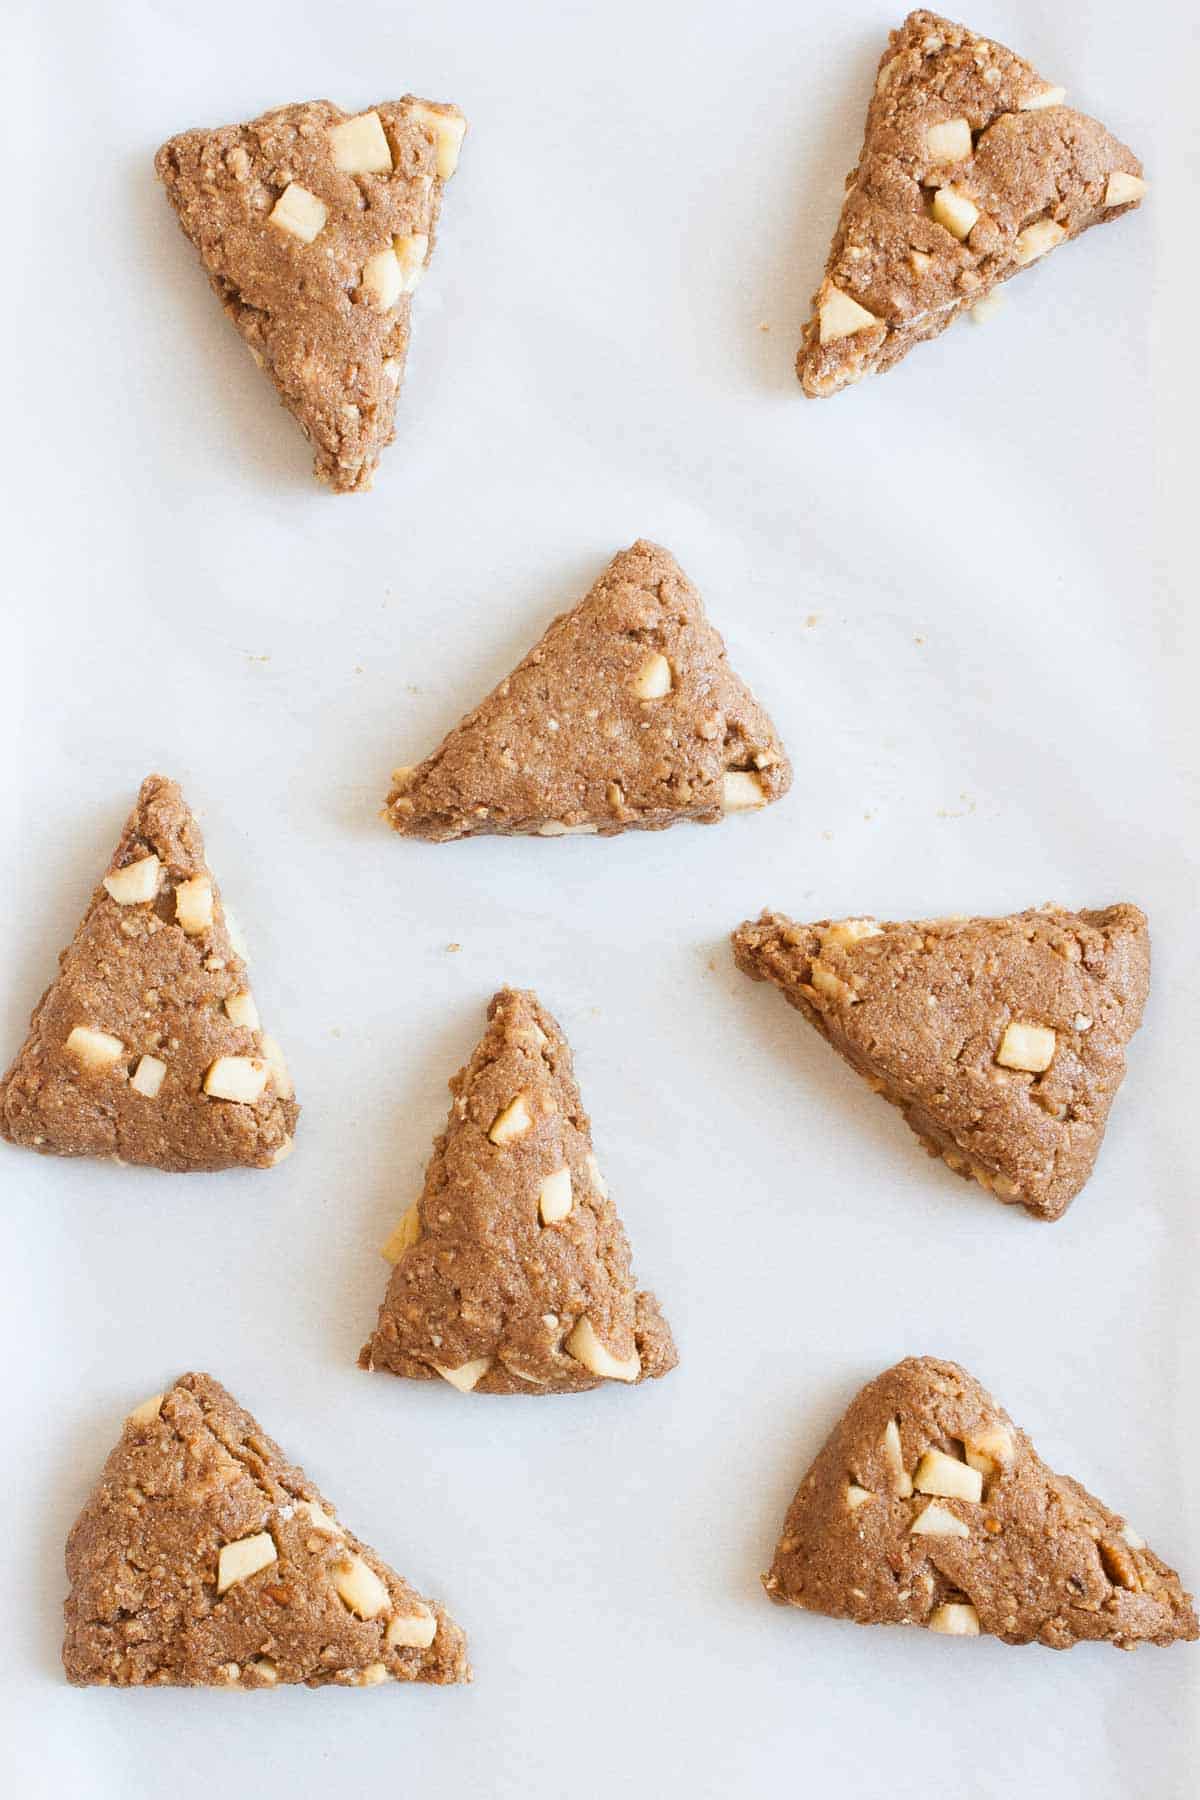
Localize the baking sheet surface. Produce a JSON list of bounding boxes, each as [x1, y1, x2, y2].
[[3, 2, 1195, 1795]]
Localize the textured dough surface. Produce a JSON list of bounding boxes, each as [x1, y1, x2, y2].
[[798, 10, 1144, 395], [0, 774, 298, 1171], [362, 988, 678, 1393], [765, 1356, 1197, 1649], [157, 96, 464, 491], [63, 1373, 469, 1687], [385, 540, 791, 840], [732, 903, 1149, 1219]]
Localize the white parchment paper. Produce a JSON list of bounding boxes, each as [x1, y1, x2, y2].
[[3, 2, 1195, 1795]]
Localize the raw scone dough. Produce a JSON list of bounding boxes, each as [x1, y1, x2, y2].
[[156, 96, 465, 492], [385, 540, 791, 840], [764, 1357, 1197, 1650], [361, 988, 678, 1393], [63, 1374, 468, 1687], [731, 904, 1149, 1220], [0, 774, 297, 1171], [798, 11, 1146, 396]]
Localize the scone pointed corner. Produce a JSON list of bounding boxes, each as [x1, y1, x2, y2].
[[383, 540, 792, 841], [0, 773, 298, 1172], [155, 96, 466, 492], [731, 903, 1149, 1219], [362, 987, 678, 1393], [63, 1374, 469, 1687], [798, 11, 1146, 396], [764, 1356, 1197, 1650]]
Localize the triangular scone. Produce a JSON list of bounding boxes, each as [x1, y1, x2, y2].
[[798, 11, 1146, 396], [361, 989, 677, 1393], [764, 1357, 1197, 1650], [385, 541, 791, 839], [156, 96, 466, 492], [731, 904, 1148, 1220], [63, 1374, 469, 1687], [0, 774, 297, 1171]]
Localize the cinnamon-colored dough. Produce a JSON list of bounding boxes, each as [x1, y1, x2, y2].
[[362, 989, 677, 1393], [0, 775, 297, 1172], [156, 96, 465, 491], [64, 1373, 469, 1687], [385, 541, 791, 840], [732, 903, 1149, 1220], [765, 1357, 1197, 1650], [798, 11, 1145, 395]]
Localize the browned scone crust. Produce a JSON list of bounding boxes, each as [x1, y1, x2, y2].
[[764, 1357, 1198, 1650], [731, 904, 1149, 1220], [385, 540, 791, 840], [156, 96, 465, 492], [798, 11, 1145, 396], [63, 1374, 469, 1687], [0, 775, 297, 1171], [361, 989, 677, 1393]]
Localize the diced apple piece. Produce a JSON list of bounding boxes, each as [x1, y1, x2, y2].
[[932, 185, 979, 242], [722, 770, 766, 812], [631, 652, 672, 700], [386, 1604, 437, 1649], [407, 103, 466, 180], [103, 854, 161, 905], [914, 1448, 983, 1503], [332, 1553, 389, 1619], [217, 1531, 277, 1594], [260, 1034, 293, 1099], [203, 1056, 269, 1103], [361, 246, 404, 311], [585, 1152, 609, 1198], [1013, 219, 1066, 266], [565, 1316, 640, 1382], [910, 1502, 970, 1538], [538, 1165, 573, 1224], [329, 111, 393, 175], [928, 1601, 981, 1635], [1105, 171, 1147, 208], [126, 1392, 164, 1426], [818, 285, 880, 345], [65, 1026, 124, 1072], [996, 1022, 1056, 1073], [130, 1055, 167, 1099], [380, 1203, 422, 1262], [963, 1425, 1014, 1478], [224, 991, 259, 1030], [394, 233, 429, 292], [925, 118, 972, 163], [433, 1357, 491, 1393], [174, 875, 213, 935], [488, 1093, 533, 1145], [810, 964, 857, 1005], [818, 919, 883, 948], [269, 182, 328, 244], [883, 1418, 913, 1497]]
